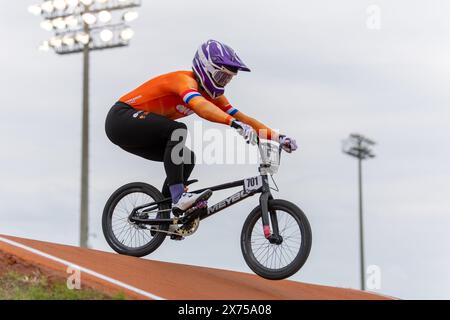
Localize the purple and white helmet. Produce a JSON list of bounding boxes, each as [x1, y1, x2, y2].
[[193, 40, 250, 99]]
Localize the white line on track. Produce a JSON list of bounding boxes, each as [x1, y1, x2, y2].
[[0, 236, 166, 300]]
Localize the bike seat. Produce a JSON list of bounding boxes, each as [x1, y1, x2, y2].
[[185, 179, 198, 187]]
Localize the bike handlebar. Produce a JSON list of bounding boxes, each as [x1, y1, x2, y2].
[[256, 136, 282, 153], [256, 137, 283, 169]]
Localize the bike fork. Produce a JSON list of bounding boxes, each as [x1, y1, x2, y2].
[[259, 175, 279, 239]]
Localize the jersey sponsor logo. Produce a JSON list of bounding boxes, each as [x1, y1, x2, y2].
[[132, 110, 150, 119], [133, 111, 143, 118], [125, 95, 142, 105], [138, 111, 150, 119], [176, 104, 194, 116], [181, 89, 202, 104]]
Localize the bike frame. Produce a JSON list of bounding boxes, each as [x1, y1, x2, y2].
[[129, 173, 277, 237], [128, 142, 281, 239]]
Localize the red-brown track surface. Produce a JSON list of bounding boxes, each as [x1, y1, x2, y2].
[[0, 234, 392, 300]]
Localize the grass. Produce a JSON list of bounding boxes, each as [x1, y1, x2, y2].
[[0, 271, 126, 300]]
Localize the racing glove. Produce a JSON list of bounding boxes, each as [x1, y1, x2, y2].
[[230, 120, 258, 145], [279, 134, 298, 153]]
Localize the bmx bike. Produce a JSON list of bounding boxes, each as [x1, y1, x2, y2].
[[102, 140, 312, 280]]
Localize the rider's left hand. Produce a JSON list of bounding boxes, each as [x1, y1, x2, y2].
[[279, 135, 298, 153]]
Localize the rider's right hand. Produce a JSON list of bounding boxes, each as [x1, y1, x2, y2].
[[279, 134, 298, 153], [230, 120, 258, 145]]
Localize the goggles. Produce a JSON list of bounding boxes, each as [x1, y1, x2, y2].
[[211, 67, 236, 86], [198, 46, 238, 87]]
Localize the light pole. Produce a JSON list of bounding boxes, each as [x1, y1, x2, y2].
[[28, 0, 141, 247], [342, 133, 376, 291]]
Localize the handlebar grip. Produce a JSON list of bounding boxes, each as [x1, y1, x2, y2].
[[230, 120, 241, 130]]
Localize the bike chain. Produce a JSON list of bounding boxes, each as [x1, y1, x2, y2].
[[145, 217, 200, 237]]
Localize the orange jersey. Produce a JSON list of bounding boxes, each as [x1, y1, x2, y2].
[[119, 71, 238, 122]]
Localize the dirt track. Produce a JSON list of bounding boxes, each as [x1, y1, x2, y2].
[[0, 235, 391, 300]]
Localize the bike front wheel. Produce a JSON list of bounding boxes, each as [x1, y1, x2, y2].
[[241, 199, 312, 280]]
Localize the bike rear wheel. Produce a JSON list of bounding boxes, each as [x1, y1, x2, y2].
[[102, 182, 170, 257], [241, 199, 312, 280]]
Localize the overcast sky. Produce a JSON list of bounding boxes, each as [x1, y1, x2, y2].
[[1, 0, 450, 299]]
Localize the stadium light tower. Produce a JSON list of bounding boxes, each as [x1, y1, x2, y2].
[[28, 0, 141, 248], [342, 133, 376, 291]]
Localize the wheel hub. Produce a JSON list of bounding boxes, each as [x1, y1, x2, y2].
[[268, 234, 283, 245]]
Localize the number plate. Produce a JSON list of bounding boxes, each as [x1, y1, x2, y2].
[[244, 176, 263, 192]]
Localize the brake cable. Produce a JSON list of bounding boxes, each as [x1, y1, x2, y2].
[[270, 174, 279, 192]]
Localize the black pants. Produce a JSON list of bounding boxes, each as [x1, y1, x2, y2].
[[105, 102, 195, 197]]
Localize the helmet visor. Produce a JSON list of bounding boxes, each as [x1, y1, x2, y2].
[[211, 69, 236, 87]]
